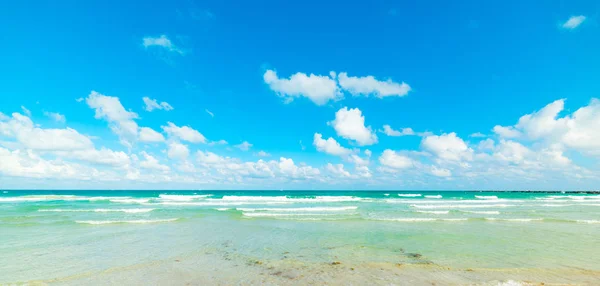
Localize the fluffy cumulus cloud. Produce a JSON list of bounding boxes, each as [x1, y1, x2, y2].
[[493, 99, 600, 155], [382, 125, 415, 136], [330, 107, 377, 146], [0, 112, 93, 151], [264, 69, 412, 105], [313, 133, 351, 156], [139, 127, 165, 142], [139, 151, 170, 172], [143, 97, 173, 112], [421, 133, 473, 162], [337, 72, 411, 98], [263, 70, 340, 105], [326, 163, 351, 177], [86, 91, 139, 147], [562, 15, 586, 29], [167, 141, 190, 160], [162, 122, 206, 143], [379, 149, 413, 169], [142, 35, 184, 54]]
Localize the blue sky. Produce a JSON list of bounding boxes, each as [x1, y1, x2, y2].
[[0, 1, 599, 190]]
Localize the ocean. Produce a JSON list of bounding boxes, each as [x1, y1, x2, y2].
[[1, 190, 599, 285]]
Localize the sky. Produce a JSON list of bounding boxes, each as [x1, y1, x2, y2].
[[0, 0, 599, 190]]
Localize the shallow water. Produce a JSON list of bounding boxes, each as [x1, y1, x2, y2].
[[1, 190, 599, 285]]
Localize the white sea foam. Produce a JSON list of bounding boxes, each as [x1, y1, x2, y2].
[[219, 195, 362, 203], [40, 208, 154, 213], [397, 194, 422, 197], [416, 210, 449, 215], [242, 212, 346, 217], [215, 208, 231, 211], [158, 201, 290, 206], [475, 195, 498, 200], [158, 194, 211, 201], [374, 218, 468, 222], [110, 198, 151, 204], [76, 218, 178, 225], [383, 194, 390, 196], [386, 199, 522, 204], [485, 218, 542, 222], [424, 195, 442, 199], [237, 206, 358, 212], [576, 220, 600, 224], [411, 204, 513, 209], [462, 211, 500, 215]]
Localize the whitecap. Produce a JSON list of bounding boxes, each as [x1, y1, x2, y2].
[[485, 218, 542, 222], [242, 212, 348, 217], [411, 204, 513, 209], [40, 208, 154, 213], [462, 211, 500, 215], [475, 195, 498, 200], [397, 194, 422, 197], [416, 210, 449, 215], [576, 220, 600, 224], [238, 206, 358, 212], [110, 198, 151, 204], [424, 195, 442, 199], [158, 194, 211, 201]]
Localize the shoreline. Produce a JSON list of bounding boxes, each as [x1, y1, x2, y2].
[[22, 248, 600, 285]]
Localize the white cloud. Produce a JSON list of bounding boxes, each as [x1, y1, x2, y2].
[[263, 69, 341, 105], [257, 150, 271, 157], [162, 122, 206, 143], [431, 166, 451, 177], [278, 157, 320, 179], [0, 112, 93, 151], [330, 107, 377, 146], [469, 132, 486, 138], [337, 72, 411, 98], [379, 149, 413, 169], [349, 154, 370, 166], [143, 97, 173, 112], [44, 111, 66, 123], [21, 106, 31, 116], [493, 125, 521, 138], [477, 138, 495, 151], [326, 163, 351, 177], [364, 149, 372, 157], [562, 15, 586, 29], [139, 127, 165, 142], [66, 148, 131, 167], [494, 99, 600, 155], [0, 112, 8, 121], [382, 125, 415, 136], [208, 139, 228, 146], [139, 151, 170, 172], [86, 91, 139, 147], [0, 148, 80, 179], [235, 141, 253, 151], [205, 109, 214, 117], [313, 133, 352, 156], [142, 35, 184, 54], [76, 98, 84, 103], [167, 141, 190, 160], [421, 133, 473, 162]]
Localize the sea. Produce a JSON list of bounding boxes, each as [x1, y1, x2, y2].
[[1, 190, 599, 285]]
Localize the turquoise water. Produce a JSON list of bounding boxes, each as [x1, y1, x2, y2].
[[1, 190, 600, 284]]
